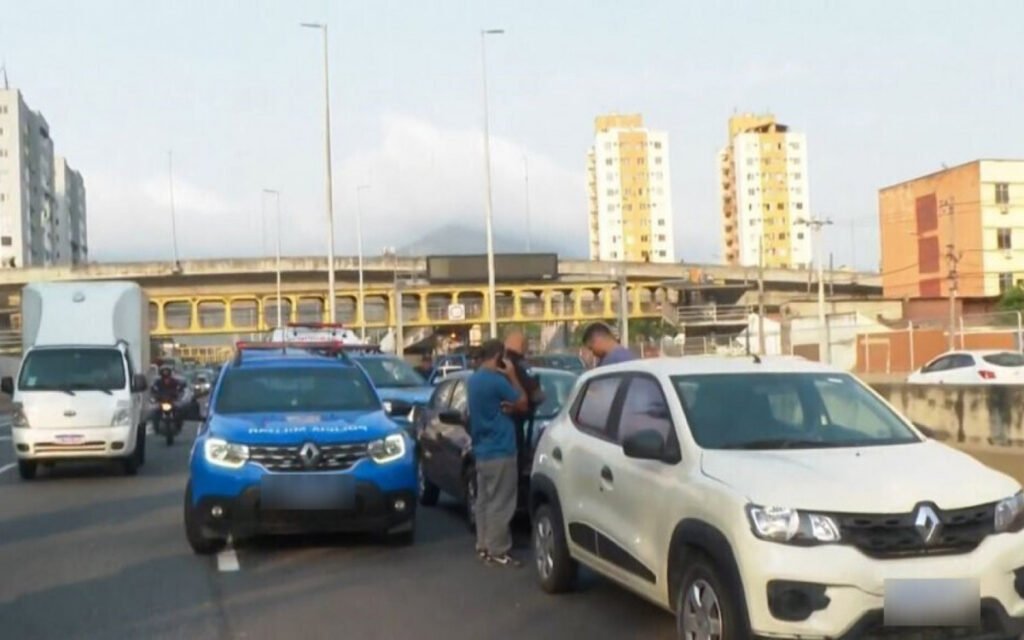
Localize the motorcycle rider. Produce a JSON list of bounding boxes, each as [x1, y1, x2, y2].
[[150, 366, 186, 432]]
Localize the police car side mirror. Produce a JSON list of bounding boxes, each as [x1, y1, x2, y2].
[[387, 400, 413, 417], [1, 376, 13, 395]]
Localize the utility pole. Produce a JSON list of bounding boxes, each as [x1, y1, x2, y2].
[[797, 216, 833, 363], [523, 155, 532, 253], [943, 197, 959, 350], [479, 28, 504, 339], [167, 151, 181, 270]]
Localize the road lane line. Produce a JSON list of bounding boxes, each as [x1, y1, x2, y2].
[[0, 462, 16, 475], [216, 548, 240, 572]]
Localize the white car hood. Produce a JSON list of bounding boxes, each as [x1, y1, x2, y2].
[[700, 441, 1019, 514]]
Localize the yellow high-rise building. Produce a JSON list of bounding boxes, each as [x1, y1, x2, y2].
[[719, 114, 811, 268], [587, 114, 675, 263]]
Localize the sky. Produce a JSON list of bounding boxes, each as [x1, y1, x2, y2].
[[2, 0, 1023, 270]]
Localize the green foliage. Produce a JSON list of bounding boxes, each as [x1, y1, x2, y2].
[[997, 286, 1024, 313]]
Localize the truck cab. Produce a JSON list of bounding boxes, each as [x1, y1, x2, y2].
[[3, 282, 150, 479]]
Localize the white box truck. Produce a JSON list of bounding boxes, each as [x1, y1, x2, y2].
[[2, 282, 150, 479]]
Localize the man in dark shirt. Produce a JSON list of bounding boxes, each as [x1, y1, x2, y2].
[[581, 322, 637, 367], [503, 330, 544, 467], [467, 339, 528, 567]]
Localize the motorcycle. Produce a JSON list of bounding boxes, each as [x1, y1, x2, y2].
[[153, 397, 182, 446]]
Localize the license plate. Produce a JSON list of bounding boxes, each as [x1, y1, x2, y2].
[[260, 474, 355, 511], [55, 434, 84, 444], [884, 578, 979, 627]]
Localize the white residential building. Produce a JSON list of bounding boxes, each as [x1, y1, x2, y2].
[[0, 88, 86, 268], [587, 113, 675, 263]]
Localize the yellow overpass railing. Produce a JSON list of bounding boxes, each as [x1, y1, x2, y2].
[[147, 281, 671, 336]]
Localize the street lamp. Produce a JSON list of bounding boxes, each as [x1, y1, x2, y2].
[[301, 21, 337, 322], [263, 189, 283, 329], [480, 28, 504, 339], [796, 216, 833, 364], [356, 184, 370, 340]]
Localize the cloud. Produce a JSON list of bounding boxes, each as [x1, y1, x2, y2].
[[87, 115, 590, 261]]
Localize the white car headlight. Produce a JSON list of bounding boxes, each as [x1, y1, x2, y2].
[[204, 437, 250, 469], [747, 505, 841, 544], [12, 406, 29, 429], [995, 491, 1024, 533], [111, 406, 132, 427], [368, 434, 406, 463]]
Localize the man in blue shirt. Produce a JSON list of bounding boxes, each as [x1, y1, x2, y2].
[[582, 322, 637, 367], [467, 339, 528, 567]]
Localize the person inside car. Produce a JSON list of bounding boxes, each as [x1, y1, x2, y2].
[[581, 322, 636, 367], [467, 339, 528, 568]]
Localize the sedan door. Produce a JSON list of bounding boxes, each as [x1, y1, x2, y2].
[[418, 379, 457, 492], [435, 379, 473, 497]]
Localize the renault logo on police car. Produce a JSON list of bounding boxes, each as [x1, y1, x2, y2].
[[299, 442, 321, 468], [914, 504, 942, 545]]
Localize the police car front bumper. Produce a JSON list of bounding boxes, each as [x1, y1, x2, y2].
[[192, 482, 416, 538]]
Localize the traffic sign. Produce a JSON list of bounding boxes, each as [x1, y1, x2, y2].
[[447, 303, 466, 321]]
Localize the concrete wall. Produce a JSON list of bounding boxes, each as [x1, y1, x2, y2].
[[872, 382, 1024, 447]]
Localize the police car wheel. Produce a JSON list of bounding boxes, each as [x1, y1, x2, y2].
[[387, 527, 416, 547], [184, 483, 227, 555]]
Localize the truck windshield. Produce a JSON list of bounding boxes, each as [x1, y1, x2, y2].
[[355, 357, 426, 388], [19, 348, 126, 392], [214, 366, 381, 414]]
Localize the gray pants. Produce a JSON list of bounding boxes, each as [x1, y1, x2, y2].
[[475, 456, 518, 556]]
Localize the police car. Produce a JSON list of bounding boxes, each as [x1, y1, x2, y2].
[[183, 342, 418, 553]]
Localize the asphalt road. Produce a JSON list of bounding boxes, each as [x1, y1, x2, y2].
[[0, 423, 677, 640]]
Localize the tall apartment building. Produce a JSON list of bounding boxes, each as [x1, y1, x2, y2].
[[719, 114, 811, 268], [587, 114, 675, 263], [0, 88, 86, 268], [880, 160, 1024, 299]]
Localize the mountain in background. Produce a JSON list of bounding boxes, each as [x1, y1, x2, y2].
[[396, 222, 583, 257]]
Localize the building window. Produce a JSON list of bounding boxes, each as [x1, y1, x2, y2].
[[998, 228, 1013, 250], [996, 183, 1010, 204], [654, 142, 662, 149], [605, 158, 612, 166], [776, 203, 784, 210], [657, 219, 665, 226], [655, 157, 662, 165], [1000, 272, 1014, 293], [797, 232, 805, 240], [796, 202, 804, 210], [0, 149, 6, 158], [658, 250, 666, 257], [658, 234, 666, 242], [0, 236, 10, 247]]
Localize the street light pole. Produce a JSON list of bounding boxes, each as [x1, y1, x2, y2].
[[263, 189, 283, 329], [302, 22, 337, 322], [797, 216, 833, 364], [523, 155, 532, 253], [356, 184, 370, 340], [167, 151, 180, 269], [480, 28, 504, 339]]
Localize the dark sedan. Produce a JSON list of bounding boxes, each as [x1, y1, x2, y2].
[[527, 353, 586, 373], [414, 367, 578, 529]]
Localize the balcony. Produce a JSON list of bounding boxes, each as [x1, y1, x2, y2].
[[676, 304, 750, 327]]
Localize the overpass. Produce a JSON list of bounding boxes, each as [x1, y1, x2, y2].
[[0, 256, 881, 340]]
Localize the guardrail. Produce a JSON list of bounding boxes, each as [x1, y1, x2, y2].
[[675, 304, 750, 326]]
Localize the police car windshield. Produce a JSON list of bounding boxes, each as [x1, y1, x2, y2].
[[214, 367, 380, 414], [355, 357, 426, 388]]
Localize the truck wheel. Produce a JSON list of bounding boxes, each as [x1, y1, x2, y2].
[[135, 425, 147, 467], [17, 460, 37, 480], [122, 455, 139, 476], [165, 432, 174, 446], [418, 463, 440, 507], [184, 483, 227, 555], [533, 503, 577, 594]]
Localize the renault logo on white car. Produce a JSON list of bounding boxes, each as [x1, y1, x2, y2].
[[914, 504, 942, 545], [299, 442, 321, 468]]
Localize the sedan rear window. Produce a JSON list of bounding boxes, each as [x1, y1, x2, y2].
[[982, 352, 1024, 367]]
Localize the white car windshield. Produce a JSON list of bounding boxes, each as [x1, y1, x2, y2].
[[672, 373, 920, 450]]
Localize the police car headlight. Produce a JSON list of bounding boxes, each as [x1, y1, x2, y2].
[[368, 434, 405, 463], [747, 505, 841, 544], [995, 492, 1024, 533], [204, 437, 250, 469]]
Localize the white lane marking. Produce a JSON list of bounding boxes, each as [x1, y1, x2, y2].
[[216, 547, 240, 572], [0, 462, 16, 475]]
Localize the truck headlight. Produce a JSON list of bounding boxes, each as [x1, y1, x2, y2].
[[204, 437, 249, 469], [111, 406, 132, 427], [368, 434, 406, 463], [12, 406, 29, 429], [747, 505, 841, 544], [995, 492, 1024, 533]]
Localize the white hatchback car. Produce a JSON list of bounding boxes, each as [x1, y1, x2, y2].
[[908, 350, 1024, 385], [529, 356, 1024, 639]]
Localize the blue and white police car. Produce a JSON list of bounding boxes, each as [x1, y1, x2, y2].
[[183, 342, 418, 553]]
